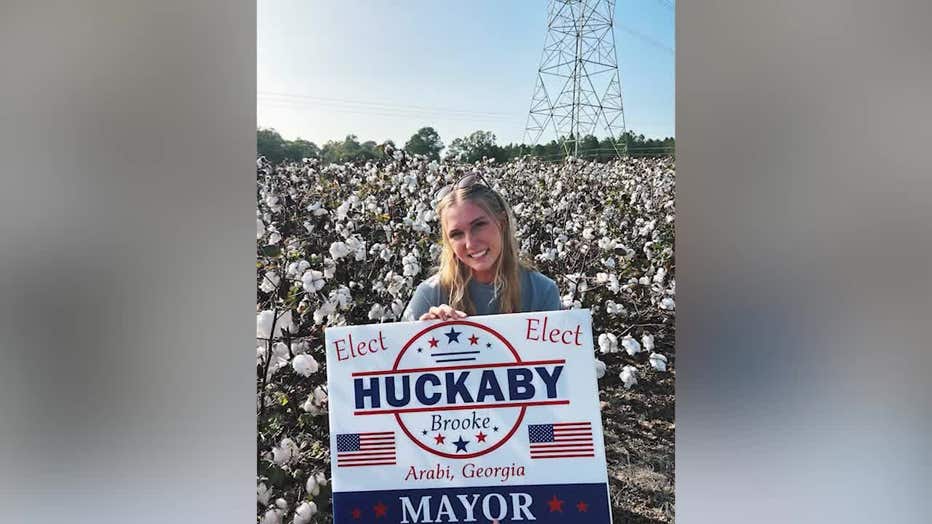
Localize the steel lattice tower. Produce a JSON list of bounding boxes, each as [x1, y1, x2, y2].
[[524, 0, 627, 158]]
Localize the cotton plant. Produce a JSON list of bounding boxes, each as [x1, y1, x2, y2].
[[649, 352, 668, 372], [257, 310, 293, 340], [255, 154, 676, 523], [621, 335, 642, 356], [594, 359, 607, 379], [291, 354, 319, 377], [271, 437, 299, 467], [598, 333, 618, 354], [292, 502, 317, 524], [620, 365, 638, 389]]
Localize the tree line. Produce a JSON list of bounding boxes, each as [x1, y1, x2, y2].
[[257, 127, 674, 165]]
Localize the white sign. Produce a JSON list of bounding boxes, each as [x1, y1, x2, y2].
[[325, 309, 612, 523]]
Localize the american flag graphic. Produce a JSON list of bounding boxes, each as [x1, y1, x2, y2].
[[528, 422, 594, 459], [336, 432, 396, 467]]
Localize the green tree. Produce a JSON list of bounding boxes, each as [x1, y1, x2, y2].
[[445, 130, 501, 163], [404, 127, 444, 160], [283, 138, 320, 162], [257, 128, 287, 164]]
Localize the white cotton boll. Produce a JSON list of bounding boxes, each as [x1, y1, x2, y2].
[[653, 267, 667, 284], [621, 335, 642, 356], [560, 293, 575, 309], [257, 311, 274, 339], [257, 218, 266, 240], [598, 333, 618, 354], [268, 342, 291, 374], [598, 237, 617, 250], [271, 438, 299, 466], [268, 232, 282, 245], [323, 258, 336, 279], [300, 395, 318, 414], [594, 359, 606, 379], [287, 260, 310, 278], [649, 352, 668, 372], [301, 270, 325, 293], [638, 276, 651, 286], [312, 301, 336, 325], [601, 257, 616, 269], [315, 471, 328, 487], [346, 236, 366, 261], [293, 502, 317, 524], [619, 365, 638, 389], [368, 304, 385, 321], [257, 310, 293, 339], [257, 482, 273, 506], [259, 508, 284, 524], [604, 301, 623, 315], [642, 334, 655, 352], [329, 241, 351, 260], [659, 297, 675, 310], [313, 385, 328, 404], [291, 354, 319, 377], [402, 252, 421, 277], [259, 271, 280, 294], [265, 195, 282, 213], [582, 227, 594, 240], [595, 272, 609, 284], [306, 475, 319, 496], [275, 498, 288, 510], [330, 286, 352, 310]]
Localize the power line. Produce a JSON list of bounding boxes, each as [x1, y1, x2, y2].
[[258, 97, 521, 125], [616, 23, 674, 55], [258, 91, 521, 118]]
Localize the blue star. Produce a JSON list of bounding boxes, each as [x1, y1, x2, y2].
[[444, 327, 462, 343], [453, 435, 470, 452]]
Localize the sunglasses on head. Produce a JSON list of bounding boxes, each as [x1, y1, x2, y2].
[[434, 171, 496, 202]]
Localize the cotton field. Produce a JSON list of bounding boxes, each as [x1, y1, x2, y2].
[[257, 153, 676, 523]]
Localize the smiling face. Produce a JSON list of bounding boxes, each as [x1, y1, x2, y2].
[[441, 199, 504, 284]]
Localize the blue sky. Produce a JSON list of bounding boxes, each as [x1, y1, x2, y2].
[[258, 0, 674, 147]]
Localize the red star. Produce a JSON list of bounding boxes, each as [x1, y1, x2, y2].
[[547, 495, 564, 512], [434, 433, 446, 445], [351, 508, 362, 519], [475, 431, 487, 442], [576, 501, 589, 512], [468, 334, 479, 345], [373, 501, 388, 518], [428, 337, 439, 348]]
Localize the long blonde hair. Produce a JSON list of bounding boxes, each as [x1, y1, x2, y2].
[[435, 184, 532, 315]]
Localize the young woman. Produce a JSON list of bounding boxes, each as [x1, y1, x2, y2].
[[402, 172, 561, 321]]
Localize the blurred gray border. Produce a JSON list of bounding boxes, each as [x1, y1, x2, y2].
[[677, 1, 931, 522], [0, 1, 255, 522]]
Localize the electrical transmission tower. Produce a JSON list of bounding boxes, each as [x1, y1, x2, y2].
[[524, 0, 627, 158]]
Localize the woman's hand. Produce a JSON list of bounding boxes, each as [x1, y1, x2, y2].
[[419, 304, 467, 321]]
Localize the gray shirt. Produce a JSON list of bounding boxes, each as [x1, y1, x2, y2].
[[402, 269, 562, 321]]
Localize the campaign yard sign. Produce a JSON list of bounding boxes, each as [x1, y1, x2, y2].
[[325, 309, 611, 523]]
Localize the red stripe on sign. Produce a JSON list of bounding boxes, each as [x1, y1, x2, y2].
[[530, 453, 595, 459], [351, 359, 566, 377], [531, 443, 595, 449], [355, 399, 568, 416]]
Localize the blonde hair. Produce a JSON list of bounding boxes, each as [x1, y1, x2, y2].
[[435, 184, 532, 315]]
